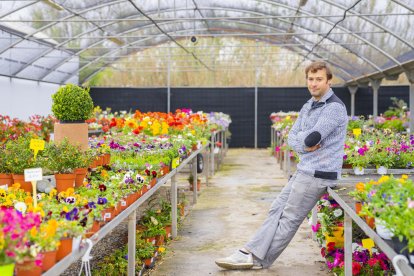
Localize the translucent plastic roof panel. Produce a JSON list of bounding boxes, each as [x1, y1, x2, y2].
[[0, 0, 412, 84]]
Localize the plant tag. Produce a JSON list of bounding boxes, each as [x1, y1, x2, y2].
[[30, 139, 45, 160], [352, 128, 361, 138], [121, 200, 127, 206], [172, 157, 180, 169], [362, 238, 375, 254], [24, 168, 43, 182], [0, 184, 8, 190], [214, 147, 220, 154], [104, 213, 111, 220]]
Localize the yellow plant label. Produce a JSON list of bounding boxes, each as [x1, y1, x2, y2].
[[362, 238, 375, 254], [172, 157, 180, 169], [352, 128, 361, 137], [30, 139, 45, 160]]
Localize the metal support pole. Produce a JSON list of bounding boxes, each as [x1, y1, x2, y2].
[[167, 46, 171, 113], [348, 85, 358, 117], [205, 149, 209, 186], [171, 175, 177, 238], [192, 157, 198, 204], [370, 79, 382, 120], [344, 212, 353, 276], [404, 70, 414, 133], [210, 134, 215, 176], [127, 210, 137, 276]]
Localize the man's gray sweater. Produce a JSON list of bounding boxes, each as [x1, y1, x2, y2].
[[287, 89, 348, 180]]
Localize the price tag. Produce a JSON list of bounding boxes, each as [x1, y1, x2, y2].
[[352, 128, 361, 138], [172, 157, 180, 169], [104, 213, 111, 220], [121, 200, 127, 207], [30, 139, 45, 160], [0, 184, 8, 191], [24, 168, 43, 182], [214, 147, 220, 154]]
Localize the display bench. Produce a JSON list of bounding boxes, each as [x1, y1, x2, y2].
[[326, 185, 414, 276], [43, 129, 228, 276]]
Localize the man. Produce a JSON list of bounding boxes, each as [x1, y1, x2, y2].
[[215, 61, 348, 270]]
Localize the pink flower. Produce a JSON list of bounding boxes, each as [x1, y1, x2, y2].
[[407, 199, 414, 209], [5, 250, 15, 258], [311, 223, 320, 233]]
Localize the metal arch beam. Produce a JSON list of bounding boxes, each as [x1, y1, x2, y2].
[[68, 17, 359, 84], [79, 27, 353, 84], [322, 0, 413, 49], [0, 0, 128, 55], [0, 1, 41, 19], [392, 0, 414, 12], [43, 5, 379, 82]]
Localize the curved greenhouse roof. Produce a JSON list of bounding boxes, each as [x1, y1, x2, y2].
[[0, 0, 413, 85]]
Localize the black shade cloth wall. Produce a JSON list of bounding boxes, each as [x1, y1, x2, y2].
[[90, 85, 409, 148]]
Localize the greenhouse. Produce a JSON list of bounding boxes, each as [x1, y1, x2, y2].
[[0, 0, 414, 275]]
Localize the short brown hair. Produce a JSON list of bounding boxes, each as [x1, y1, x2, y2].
[[305, 61, 333, 80]]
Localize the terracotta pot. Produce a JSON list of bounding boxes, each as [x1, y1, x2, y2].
[[161, 166, 170, 176], [150, 178, 157, 187], [141, 185, 148, 195], [103, 153, 111, 165], [136, 224, 147, 233], [101, 206, 115, 222], [15, 260, 41, 276], [54, 122, 88, 151], [41, 250, 57, 272], [56, 238, 73, 261], [86, 220, 100, 238], [54, 173, 76, 193], [144, 257, 153, 268], [96, 155, 104, 166], [11, 174, 33, 193], [89, 159, 97, 169], [74, 168, 88, 188], [146, 236, 156, 245], [342, 163, 352, 169], [0, 173, 13, 186], [190, 180, 201, 191], [365, 216, 375, 229], [164, 225, 172, 239], [355, 202, 362, 215], [120, 197, 128, 211], [156, 234, 165, 246]]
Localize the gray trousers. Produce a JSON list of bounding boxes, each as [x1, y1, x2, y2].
[[245, 171, 336, 268]]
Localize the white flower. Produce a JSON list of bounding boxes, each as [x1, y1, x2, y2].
[[333, 209, 343, 217], [150, 216, 159, 225], [14, 202, 27, 214]]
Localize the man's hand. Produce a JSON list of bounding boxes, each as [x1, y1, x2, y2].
[[305, 144, 321, 152]]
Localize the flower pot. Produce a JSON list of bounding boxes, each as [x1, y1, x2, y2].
[[342, 163, 352, 169], [11, 174, 33, 193], [144, 257, 154, 268], [164, 225, 172, 239], [0, 263, 14, 276], [15, 260, 41, 276], [355, 202, 362, 215], [146, 236, 156, 245], [86, 220, 100, 238], [136, 224, 147, 233], [103, 153, 111, 165], [374, 218, 393, 240], [324, 226, 344, 248], [89, 159, 97, 169], [54, 122, 88, 151], [54, 173, 76, 193], [353, 167, 365, 175], [365, 216, 375, 229], [56, 238, 73, 261], [392, 237, 414, 268], [0, 173, 13, 187], [150, 178, 157, 187], [376, 166, 387, 175], [41, 250, 57, 272], [120, 198, 128, 211], [101, 206, 115, 222], [95, 155, 104, 167], [74, 168, 88, 188], [161, 166, 170, 176], [156, 234, 165, 246], [189, 180, 201, 191]]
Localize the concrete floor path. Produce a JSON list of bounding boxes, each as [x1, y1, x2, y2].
[[151, 149, 329, 276]]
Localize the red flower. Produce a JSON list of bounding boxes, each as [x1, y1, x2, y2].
[[145, 169, 150, 176], [352, 262, 362, 275], [99, 184, 107, 192], [321, 247, 326, 258], [151, 171, 157, 178], [327, 242, 336, 252], [368, 258, 379, 267]]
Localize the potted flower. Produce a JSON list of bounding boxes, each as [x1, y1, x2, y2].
[[45, 139, 81, 192], [4, 136, 42, 193], [74, 149, 94, 188], [347, 146, 370, 175], [368, 144, 394, 174], [136, 236, 156, 268], [0, 146, 12, 186], [187, 174, 201, 192], [55, 220, 85, 261], [52, 84, 94, 151]]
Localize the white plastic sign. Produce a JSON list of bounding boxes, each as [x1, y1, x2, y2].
[[24, 168, 43, 182]]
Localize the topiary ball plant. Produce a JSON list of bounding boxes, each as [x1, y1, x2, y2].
[[52, 84, 94, 122]]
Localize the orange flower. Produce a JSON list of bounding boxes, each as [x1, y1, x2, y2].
[[355, 182, 365, 191]]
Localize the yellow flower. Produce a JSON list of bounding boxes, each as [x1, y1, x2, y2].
[[101, 170, 109, 179], [0, 190, 6, 197], [355, 182, 365, 191], [12, 183, 21, 190], [377, 175, 390, 184], [158, 247, 166, 253], [30, 226, 38, 238], [63, 206, 69, 213], [49, 189, 57, 197], [401, 174, 408, 180], [25, 196, 33, 205], [7, 194, 16, 201]]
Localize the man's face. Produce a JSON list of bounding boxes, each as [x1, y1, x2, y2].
[[306, 68, 331, 100]]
